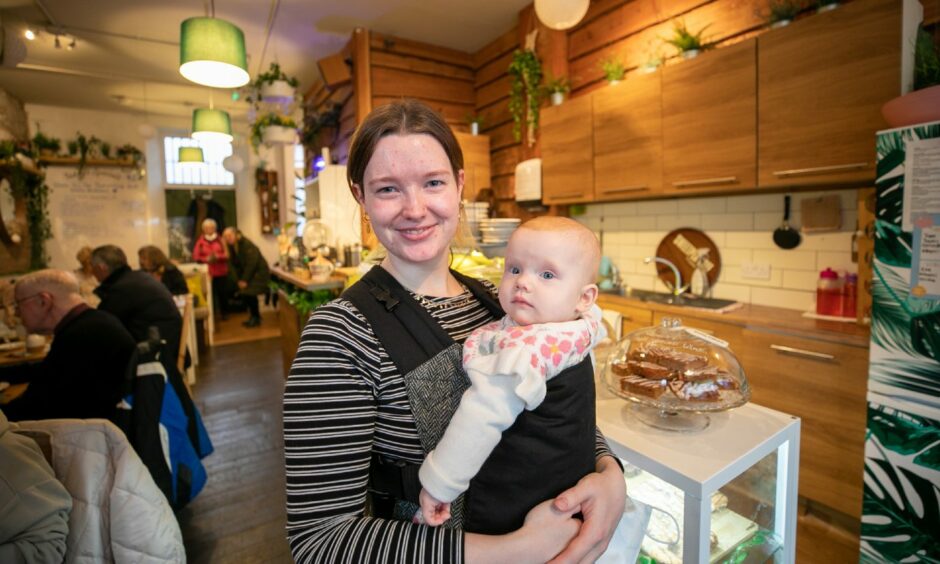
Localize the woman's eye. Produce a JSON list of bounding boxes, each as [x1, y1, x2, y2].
[[540, 271, 555, 280], [376, 185, 397, 194], [427, 179, 445, 188]]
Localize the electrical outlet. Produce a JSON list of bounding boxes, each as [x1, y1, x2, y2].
[[742, 262, 772, 280]]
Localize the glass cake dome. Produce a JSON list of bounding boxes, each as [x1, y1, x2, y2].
[[602, 317, 750, 431]]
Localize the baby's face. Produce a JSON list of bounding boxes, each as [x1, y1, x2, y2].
[[498, 228, 592, 325]]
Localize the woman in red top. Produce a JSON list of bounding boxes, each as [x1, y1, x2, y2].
[[192, 218, 229, 321]]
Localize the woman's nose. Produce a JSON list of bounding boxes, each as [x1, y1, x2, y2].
[[401, 190, 427, 217]]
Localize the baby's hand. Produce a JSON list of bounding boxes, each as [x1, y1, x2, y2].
[[418, 488, 451, 526]]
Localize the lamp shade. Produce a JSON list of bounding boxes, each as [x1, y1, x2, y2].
[[179, 17, 249, 88], [533, 0, 590, 30], [178, 146, 205, 164], [192, 108, 233, 143]]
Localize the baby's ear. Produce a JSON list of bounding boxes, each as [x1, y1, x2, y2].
[[575, 284, 598, 314]]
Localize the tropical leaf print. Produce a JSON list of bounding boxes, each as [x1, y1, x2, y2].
[[868, 405, 940, 461], [872, 263, 918, 356], [870, 356, 940, 400], [875, 220, 913, 267]]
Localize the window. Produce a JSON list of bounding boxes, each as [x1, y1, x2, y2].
[[293, 144, 305, 234], [163, 135, 234, 186]]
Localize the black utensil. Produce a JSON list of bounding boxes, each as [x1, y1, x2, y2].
[[773, 195, 801, 249]]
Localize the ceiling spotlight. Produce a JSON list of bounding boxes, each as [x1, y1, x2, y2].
[[54, 35, 61, 49], [24, 29, 36, 41], [68, 38, 76, 51]]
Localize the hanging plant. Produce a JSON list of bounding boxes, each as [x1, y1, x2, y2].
[[2, 155, 52, 269], [251, 113, 298, 150], [508, 49, 543, 147]]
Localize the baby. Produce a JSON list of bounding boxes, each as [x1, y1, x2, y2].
[[418, 216, 631, 558]]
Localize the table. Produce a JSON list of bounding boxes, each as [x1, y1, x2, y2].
[[0, 382, 27, 404], [0, 343, 47, 369]]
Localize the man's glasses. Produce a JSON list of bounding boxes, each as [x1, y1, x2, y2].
[[12, 293, 42, 311]]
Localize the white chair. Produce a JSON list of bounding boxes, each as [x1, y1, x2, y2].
[[177, 262, 214, 347]]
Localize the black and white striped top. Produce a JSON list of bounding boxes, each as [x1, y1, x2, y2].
[[283, 283, 614, 563]]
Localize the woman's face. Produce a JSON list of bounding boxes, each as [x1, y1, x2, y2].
[[202, 222, 216, 236], [139, 253, 153, 272], [356, 133, 463, 268]]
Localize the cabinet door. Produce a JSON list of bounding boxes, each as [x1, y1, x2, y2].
[[541, 94, 594, 204], [738, 329, 868, 518], [757, 0, 900, 188], [663, 39, 757, 195], [454, 132, 491, 202], [593, 71, 663, 201]]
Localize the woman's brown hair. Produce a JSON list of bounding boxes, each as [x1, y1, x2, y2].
[[138, 245, 171, 274], [346, 99, 464, 199]]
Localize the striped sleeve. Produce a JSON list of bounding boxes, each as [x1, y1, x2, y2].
[[283, 299, 463, 563]]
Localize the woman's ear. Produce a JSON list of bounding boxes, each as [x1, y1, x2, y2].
[[351, 184, 365, 205], [456, 169, 465, 201], [575, 284, 599, 314]]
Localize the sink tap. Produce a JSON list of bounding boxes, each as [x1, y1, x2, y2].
[[643, 256, 686, 296]]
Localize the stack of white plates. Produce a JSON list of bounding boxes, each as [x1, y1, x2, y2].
[[478, 217, 521, 257], [463, 201, 490, 244]]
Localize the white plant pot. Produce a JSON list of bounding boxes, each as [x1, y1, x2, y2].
[[770, 19, 792, 29], [262, 125, 297, 145], [681, 49, 700, 60], [608, 79, 621, 86], [550, 92, 565, 106], [817, 2, 838, 12], [470, 122, 480, 136], [260, 80, 296, 103]]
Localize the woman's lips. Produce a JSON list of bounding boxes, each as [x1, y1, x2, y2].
[[397, 225, 434, 240]]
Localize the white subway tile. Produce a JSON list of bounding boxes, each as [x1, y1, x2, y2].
[[677, 197, 726, 214], [623, 274, 656, 291], [702, 213, 753, 231], [579, 205, 602, 218], [754, 211, 787, 231], [720, 248, 752, 266], [782, 270, 819, 291], [751, 287, 814, 311], [618, 215, 658, 230], [622, 245, 653, 260], [725, 193, 783, 213], [798, 231, 853, 251], [722, 265, 783, 287], [703, 231, 726, 246], [753, 249, 817, 270], [606, 232, 634, 247], [816, 251, 854, 272], [613, 260, 637, 274], [725, 232, 778, 249], [577, 217, 600, 231], [636, 199, 678, 216], [605, 202, 638, 216], [657, 214, 701, 230], [637, 231, 667, 246], [710, 282, 751, 303]]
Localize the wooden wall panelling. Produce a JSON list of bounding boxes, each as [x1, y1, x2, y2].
[[491, 146, 521, 178], [371, 51, 474, 81], [476, 75, 513, 112], [476, 101, 513, 134], [472, 27, 518, 69], [568, 0, 663, 60], [371, 67, 475, 105], [475, 51, 514, 89], [491, 175, 514, 201], [541, 94, 594, 204], [370, 32, 473, 67], [487, 122, 517, 152], [371, 96, 475, 131], [352, 29, 371, 125]]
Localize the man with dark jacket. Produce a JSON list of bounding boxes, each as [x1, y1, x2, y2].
[[1, 269, 136, 421], [222, 228, 270, 327]]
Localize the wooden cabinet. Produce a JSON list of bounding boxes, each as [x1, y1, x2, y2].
[[598, 298, 654, 337], [757, 0, 900, 188], [454, 131, 491, 202], [593, 71, 663, 201], [737, 329, 868, 518], [541, 94, 594, 204], [662, 39, 757, 195]]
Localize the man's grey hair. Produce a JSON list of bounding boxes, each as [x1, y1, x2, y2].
[[15, 269, 81, 300], [90, 244, 128, 273]]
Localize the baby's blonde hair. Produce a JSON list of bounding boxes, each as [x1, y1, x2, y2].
[[514, 216, 600, 286]]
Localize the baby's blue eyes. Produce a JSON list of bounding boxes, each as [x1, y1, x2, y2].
[[508, 266, 520, 274], [540, 272, 555, 280], [506, 266, 555, 279]]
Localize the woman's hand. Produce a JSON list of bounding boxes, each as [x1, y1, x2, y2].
[[465, 499, 580, 564], [548, 456, 625, 564]]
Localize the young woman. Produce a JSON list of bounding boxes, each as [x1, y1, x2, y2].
[[283, 100, 625, 563]]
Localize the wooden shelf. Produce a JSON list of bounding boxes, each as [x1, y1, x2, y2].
[[38, 156, 139, 168], [0, 156, 41, 175]]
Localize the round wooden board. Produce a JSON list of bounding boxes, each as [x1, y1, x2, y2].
[[654, 228, 722, 291]]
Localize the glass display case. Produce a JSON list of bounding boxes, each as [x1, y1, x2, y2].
[[597, 398, 800, 563]]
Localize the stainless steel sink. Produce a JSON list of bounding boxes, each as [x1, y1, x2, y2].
[[602, 287, 739, 310]]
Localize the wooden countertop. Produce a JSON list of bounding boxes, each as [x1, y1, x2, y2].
[[271, 266, 346, 293], [597, 294, 869, 349]]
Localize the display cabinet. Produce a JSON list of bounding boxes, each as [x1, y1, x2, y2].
[[597, 398, 800, 563]]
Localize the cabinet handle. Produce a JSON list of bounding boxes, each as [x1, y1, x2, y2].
[[772, 162, 868, 178], [770, 344, 835, 361], [621, 315, 632, 321], [672, 177, 738, 188], [551, 192, 584, 199], [601, 185, 649, 194]]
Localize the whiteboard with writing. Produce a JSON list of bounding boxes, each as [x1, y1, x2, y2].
[[45, 167, 150, 271]]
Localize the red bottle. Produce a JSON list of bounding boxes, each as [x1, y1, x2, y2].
[[842, 273, 857, 318], [816, 268, 843, 316]]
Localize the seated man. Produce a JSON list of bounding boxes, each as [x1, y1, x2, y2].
[[1, 269, 136, 421]]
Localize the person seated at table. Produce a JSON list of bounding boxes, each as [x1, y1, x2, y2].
[[138, 245, 189, 296], [0, 269, 136, 421], [74, 246, 100, 307], [222, 227, 270, 328]]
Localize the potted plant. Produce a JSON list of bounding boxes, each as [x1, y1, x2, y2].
[[664, 20, 710, 60], [302, 103, 342, 148], [766, 0, 803, 28], [542, 75, 570, 106], [31, 130, 61, 157], [508, 49, 543, 146], [882, 28, 940, 128], [600, 57, 626, 85], [816, 0, 838, 13], [116, 143, 145, 166], [100, 141, 112, 160], [466, 114, 484, 135], [252, 113, 298, 148], [255, 62, 300, 103]]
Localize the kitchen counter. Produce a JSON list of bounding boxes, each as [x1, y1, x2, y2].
[[270, 265, 346, 293], [598, 294, 869, 349]]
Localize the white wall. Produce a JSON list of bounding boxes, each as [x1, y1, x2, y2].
[[575, 189, 860, 312], [25, 104, 278, 269]]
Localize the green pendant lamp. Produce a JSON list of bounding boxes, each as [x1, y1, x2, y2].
[[179, 16, 249, 88], [192, 108, 233, 143], [179, 146, 205, 165]]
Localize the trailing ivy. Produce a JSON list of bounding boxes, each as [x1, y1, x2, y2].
[[508, 49, 543, 147], [1, 150, 52, 270]]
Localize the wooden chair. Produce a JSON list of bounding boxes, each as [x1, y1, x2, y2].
[[175, 294, 197, 387], [177, 263, 214, 347]]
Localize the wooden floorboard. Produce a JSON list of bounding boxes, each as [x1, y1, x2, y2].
[[178, 336, 292, 563]]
